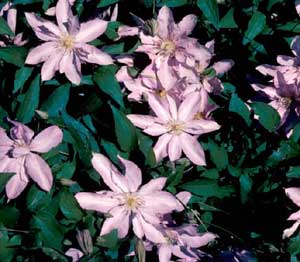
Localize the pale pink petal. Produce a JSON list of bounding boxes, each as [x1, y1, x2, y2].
[[186, 45, 212, 64], [118, 156, 142, 192], [168, 135, 182, 162], [157, 60, 178, 91], [56, 0, 72, 32], [283, 221, 300, 239], [45, 7, 56, 16], [144, 123, 168, 136], [180, 133, 206, 165], [91, 153, 128, 193], [176, 191, 191, 211], [59, 52, 82, 85], [184, 119, 220, 135], [148, 94, 171, 122], [296, 0, 300, 16], [75, 19, 108, 43], [127, 114, 157, 129], [65, 248, 84, 262], [25, 42, 58, 64], [288, 210, 300, 221], [25, 12, 60, 41], [153, 133, 172, 162], [100, 206, 130, 238], [75, 192, 120, 213], [181, 232, 216, 248], [178, 14, 197, 36], [157, 6, 175, 39], [166, 95, 178, 120], [0, 128, 13, 146], [139, 177, 167, 195], [132, 214, 144, 239], [25, 153, 53, 191], [256, 64, 277, 77], [9, 120, 35, 144], [5, 174, 29, 200], [158, 244, 172, 262], [138, 213, 165, 243], [7, 8, 17, 34], [41, 50, 64, 81], [286, 187, 300, 206], [277, 55, 297, 66], [251, 84, 279, 99], [78, 43, 113, 65], [143, 191, 178, 214], [213, 60, 234, 75], [178, 92, 201, 121], [30, 126, 63, 153]]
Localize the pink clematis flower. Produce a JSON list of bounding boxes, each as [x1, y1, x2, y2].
[[283, 187, 300, 239], [75, 153, 179, 243], [0, 120, 63, 200], [178, 40, 234, 96], [118, 6, 211, 68], [127, 92, 220, 165], [25, 0, 113, 85], [0, 2, 27, 47], [65, 248, 84, 262], [116, 61, 182, 102]]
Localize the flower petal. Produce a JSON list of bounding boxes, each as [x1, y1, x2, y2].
[[26, 42, 58, 65], [75, 19, 108, 43], [25, 153, 53, 191], [184, 119, 220, 135], [56, 0, 72, 32], [180, 133, 206, 165], [6, 173, 29, 200], [212, 59, 234, 75], [30, 126, 63, 153], [178, 92, 201, 121], [127, 114, 157, 129], [118, 155, 142, 192], [168, 135, 182, 162], [143, 191, 178, 214], [153, 133, 172, 162], [139, 177, 167, 194], [41, 49, 64, 81], [75, 191, 120, 213], [286, 187, 300, 206], [158, 245, 172, 262], [178, 14, 197, 36], [157, 6, 175, 39], [59, 52, 82, 85], [100, 206, 130, 238], [78, 43, 113, 65], [144, 123, 168, 136], [65, 248, 84, 262], [283, 221, 300, 239]]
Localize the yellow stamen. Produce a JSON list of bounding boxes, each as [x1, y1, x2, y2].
[[124, 194, 141, 209], [160, 40, 176, 56], [194, 111, 204, 120], [167, 120, 184, 135], [60, 34, 74, 50], [156, 89, 167, 97]]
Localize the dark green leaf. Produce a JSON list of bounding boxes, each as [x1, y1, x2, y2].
[[96, 229, 119, 249], [239, 174, 253, 204], [197, 0, 219, 30], [13, 67, 33, 93], [229, 93, 251, 126], [0, 173, 14, 193], [243, 11, 266, 45], [207, 142, 228, 170], [0, 46, 27, 67], [59, 190, 83, 221], [220, 8, 238, 28], [0, 16, 14, 36], [0, 207, 20, 227], [16, 74, 40, 123], [97, 0, 119, 7]]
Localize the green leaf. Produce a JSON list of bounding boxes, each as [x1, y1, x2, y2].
[[0, 207, 20, 227], [40, 247, 68, 261], [16, 74, 40, 123], [0, 46, 27, 67], [287, 166, 300, 178], [143, 0, 153, 8], [0, 16, 14, 36], [59, 190, 83, 221], [101, 139, 129, 165], [220, 8, 238, 28], [111, 105, 137, 152], [94, 65, 124, 107], [197, 0, 219, 30], [250, 102, 280, 132], [31, 211, 64, 250], [207, 142, 228, 170], [26, 185, 52, 212], [13, 67, 33, 93], [243, 11, 266, 45], [96, 229, 119, 249], [158, 0, 188, 7], [180, 179, 234, 199], [0, 173, 14, 193], [56, 160, 76, 180], [137, 132, 156, 167], [97, 0, 119, 7], [239, 174, 253, 204], [229, 93, 251, 126], [40, 84, 70, 116]]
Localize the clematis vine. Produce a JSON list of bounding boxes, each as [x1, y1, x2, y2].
[[127, 92, 220, 165], [0, 2, 27, 47], [283, 187, 300, 239], [0, 120, 63, 200], [25, 0, 113, 84], [118, 6, 212, 68], [75, 153, 179, 243]]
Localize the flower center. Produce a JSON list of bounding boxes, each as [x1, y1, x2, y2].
[[124, 194, 141, 210], [160, 40, 176, 56], [279, 97, 292, 108], [167, 120, 184, 135], [156, 88, 167, 97], [194, 111, 204, 120], [60, 34, 74, 50]]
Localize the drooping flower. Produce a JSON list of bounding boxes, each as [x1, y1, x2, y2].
[[25, 0, 113, 84], [75, 153, 179, 243], [118, 6, 212, 68], [0, 2, 27, 47], [0, 120, 63, 200], [127, 92, 220, 165], [283, 187, 300, 239]]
